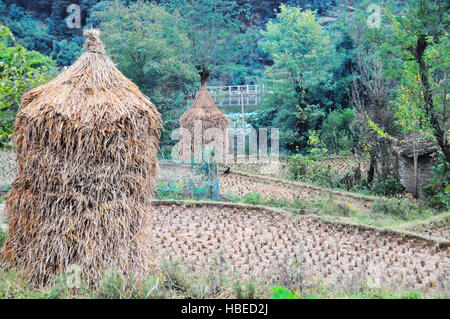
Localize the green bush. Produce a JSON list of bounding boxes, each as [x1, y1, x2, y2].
[[358, 176, 404, 197], [423, 157, 450, 211], [371, 198, 421, 220], [321, 108, 356, 155], [0, 228, 6, 247], [243, 192, 263, 205], [0, 25, 55, 147], [285, 153, 341, 189], [270, 286, 296, 299]]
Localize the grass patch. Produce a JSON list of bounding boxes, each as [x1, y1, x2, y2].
[[0, 234, 448, 299], [222, 191, 446, 232], [371, 197, 424, 220], [1, 257, 445, 299]]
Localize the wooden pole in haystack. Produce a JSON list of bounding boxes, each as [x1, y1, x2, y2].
[[3, 29, 162, 286], [179, 76, 229, 164]]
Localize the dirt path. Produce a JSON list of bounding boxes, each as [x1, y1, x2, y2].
[[150, 201, 449, 295], [220, 170, 375, 211]]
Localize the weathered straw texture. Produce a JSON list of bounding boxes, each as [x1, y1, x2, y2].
[[397, 132, 438, 158], [3, 29, 162, 286], [179, 83, 229, 162]]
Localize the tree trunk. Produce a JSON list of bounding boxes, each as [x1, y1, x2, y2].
[[413, 144, 419, 199], [367, 150, 377, 184], [430, 113, 450, 163], [197, 66, 211, 86], [294, 84, 309, 146]]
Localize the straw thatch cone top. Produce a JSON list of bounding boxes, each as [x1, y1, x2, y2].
[[21, 29, 161, 127], [180, 83, 229, 128]]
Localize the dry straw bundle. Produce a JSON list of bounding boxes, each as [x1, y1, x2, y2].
[[179, 82, 229, 163], [3, 29, 162, 285]]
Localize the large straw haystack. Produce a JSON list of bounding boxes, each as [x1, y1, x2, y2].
[[179, 82, 229, 163], [3, 29, 162, 285]]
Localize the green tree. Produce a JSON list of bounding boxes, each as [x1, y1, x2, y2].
[[163, 0, 244, 84], [50, 37, 83, 66], [0, 0, 53, 54], [0, 25, 55, 146], [374, 0, 450, 163], [321, 108, 355, 155], [91, 0, 198, 146], [258, 5, 332, 149], [91, 0, 197, 98]]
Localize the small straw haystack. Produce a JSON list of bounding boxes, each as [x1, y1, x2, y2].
[[396, 132, 438, 198], [179, 82, 229, 163], [3, 29, 162, 285]]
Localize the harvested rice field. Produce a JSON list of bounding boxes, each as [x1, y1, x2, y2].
[[220, 170, 375, 211], [417, 225, 450, 241], [401, 215, 450, 242], [150, 201, 450, 295], [222, 155, 368, 178]]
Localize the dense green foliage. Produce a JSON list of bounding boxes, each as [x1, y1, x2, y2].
[[285, 153, 340, 188], [320, 108, 355, 155], [252, 4, 354, 150], [423, 157, 450, 210], [373, 0, 449, 163], [0, 25, 55, 147], [162, 0, 245, 83], [0, 0, 448, 208], [0, 0, 52, 54], [91, 0, 197, 144], [258, 6, 332, 149]]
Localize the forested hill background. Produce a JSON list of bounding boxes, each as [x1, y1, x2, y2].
[[0, 0, 448, 208], [0, 0, 339, 67]]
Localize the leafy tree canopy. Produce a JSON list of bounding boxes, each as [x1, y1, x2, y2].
[[0, 25, 55, 146]]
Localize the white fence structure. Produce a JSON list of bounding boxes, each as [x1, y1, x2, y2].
[[207, 84, 272, 108], [208, 84, 270, 96]]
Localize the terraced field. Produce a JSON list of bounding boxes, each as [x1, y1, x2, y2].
[[150, 201, 449, 295], [220, 170, 375, 211], [400, 215, 450, 241], [1, 151, 449, 296]]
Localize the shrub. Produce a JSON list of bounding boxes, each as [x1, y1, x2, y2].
[[423, 157, 450, 211], [0, 227, 5, 246], [0, 25, 54, 147], [361, 176, 404, 197], [243, 192, 263, 205], [371, 198, 421, 220], [270, 286, 296, 299], [321, 108, 356, 155], [285, 153, 341, 188]]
